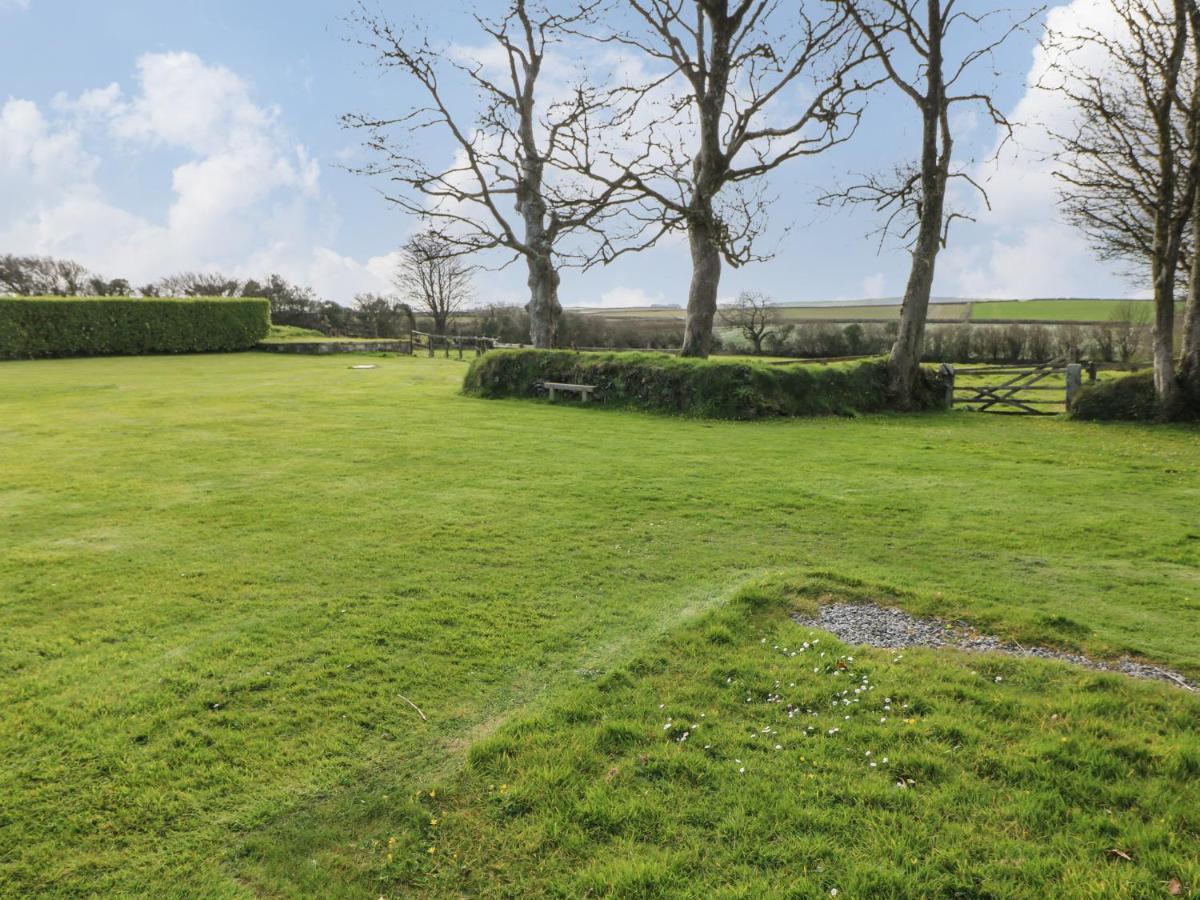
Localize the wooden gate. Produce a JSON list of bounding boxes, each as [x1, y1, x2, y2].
[[944, 359, 1091, 416], [411, 330, 497, 359]]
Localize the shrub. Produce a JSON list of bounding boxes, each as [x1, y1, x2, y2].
[[0, 296, 270, 359], [1069, 371, 1199, 422], [463, 349, 948, 419]]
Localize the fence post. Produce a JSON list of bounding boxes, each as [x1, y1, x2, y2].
[[408, 328, 415, 356], [940, 363, 955, 410], [1066, 363, 1083, 408], [443, 337, 450, 359], [457, 340, 463, 360], [1086, 360, 1098, 383], [426, 335, 433, 358]]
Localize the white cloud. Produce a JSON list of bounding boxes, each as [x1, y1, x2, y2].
[[0, 0, 30, 11], [861, 272, 886, 298], [936, 0, 1132, 298], [0, 98, 96, 186], [0, 51, 389, 301], [588, 286, 672, 309]]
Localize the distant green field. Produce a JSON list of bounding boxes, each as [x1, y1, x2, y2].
[[777, 304, 901, 321], [574, 304, 970, 323], [967, 299, 1145, 322], [776, 304, 969, 322], [574, 299, 1142, 325]]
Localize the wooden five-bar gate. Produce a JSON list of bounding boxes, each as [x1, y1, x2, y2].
[[942, 358, 1096, 416]]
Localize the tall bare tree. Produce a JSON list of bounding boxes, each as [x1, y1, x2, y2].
[[1181, 1, 1200, 390], [1047, 0, 1197, 411], [345, 0, 632, 348], [395, 231, 475, 334], [719, 290, 779, 354], [581, 1, 881, 358], [828, 1, 1039, 406]]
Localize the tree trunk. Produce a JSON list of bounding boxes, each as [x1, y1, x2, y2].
[[1183, 279, 1200, 390], [526, 253, 561, 349], [1146, 0, 1188, 414], [1152, 258, 1179, 412], [886, 0, 946, 408], [681, 214, 721, 358], [1182, 197, 1200, 391], [888, 206, 942, 404]]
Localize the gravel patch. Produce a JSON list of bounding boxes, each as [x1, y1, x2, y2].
[[792, 603, 1195, 692]]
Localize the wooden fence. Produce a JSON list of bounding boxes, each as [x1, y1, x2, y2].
[[410, 330, 497, 359], [943, 359, 1096, 416]]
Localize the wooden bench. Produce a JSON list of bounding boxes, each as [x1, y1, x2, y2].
[[542, 381, 598, 403]]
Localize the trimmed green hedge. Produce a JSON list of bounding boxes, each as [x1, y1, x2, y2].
[[463, 349, 948, 419], [1070, 371, 1199, 422], [0, 296, 271, 359]]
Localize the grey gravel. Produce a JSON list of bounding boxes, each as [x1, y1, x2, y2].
[[791, 603, 1196, 691]]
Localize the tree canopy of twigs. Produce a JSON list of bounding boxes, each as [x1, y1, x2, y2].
[[571, 0, 883, 358], [823, 0, 1040, 405], [1045, 0, 1200, 410], [394, 231, 475, 335], [718, 290, 780, 354], [344, 0, 646, 348]]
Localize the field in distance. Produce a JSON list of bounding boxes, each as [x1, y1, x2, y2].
[[570, 297, 1149, 325]]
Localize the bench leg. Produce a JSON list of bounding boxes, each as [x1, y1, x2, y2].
[[549, 388, 556, 401], [581, 391, 589, 403]]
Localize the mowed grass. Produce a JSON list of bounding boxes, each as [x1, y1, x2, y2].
[[1, 352, 1199, 897], [385, 579, 1200, 897]]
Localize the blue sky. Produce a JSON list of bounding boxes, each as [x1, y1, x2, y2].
[[0, 0, 1131, 306]]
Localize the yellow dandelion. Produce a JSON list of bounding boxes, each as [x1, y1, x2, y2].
[[430, 818, 439, 826], [428, 846, 437, 854]]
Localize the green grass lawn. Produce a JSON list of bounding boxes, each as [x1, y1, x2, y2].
[[259, 324, 403, 343], [1, 353, 1198, 897], [394, 579, 1200, 897]]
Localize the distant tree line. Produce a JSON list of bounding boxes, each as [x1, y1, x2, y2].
[[466, 303, 685, 350], [719, 297, 1153, 365]]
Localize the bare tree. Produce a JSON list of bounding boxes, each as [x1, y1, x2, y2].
[[826, 1, 1040, 406], [1182, 1, 1200, 389], [345, 0, 632, 348], [719, 290, 779, 354], [1112, 300, 1153, 362], [580, 1, 882, 358], [149, 272, 244, 297], [395, 231, 475, 334], [1047, 0, 1196, 411]]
